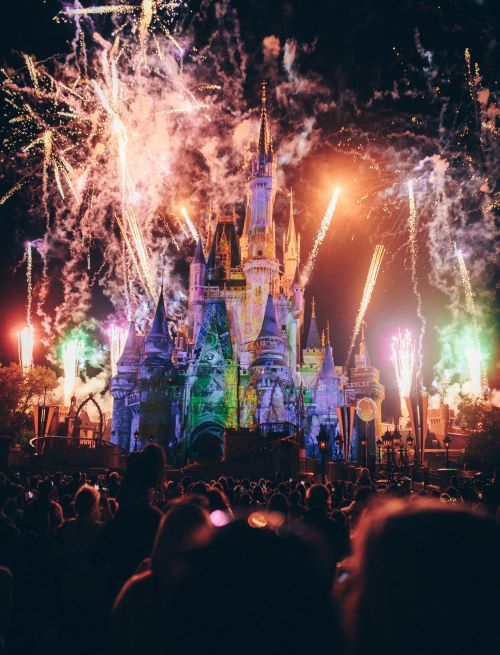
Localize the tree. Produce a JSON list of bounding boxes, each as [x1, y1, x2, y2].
[[0, 364, 58, 437], [457, 398, 500, 473]]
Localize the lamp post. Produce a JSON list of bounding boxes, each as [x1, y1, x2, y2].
[[382, 430, 394, 479], [360, 434, 367, 467], [133, 430, 139, 452], [335, 435, 344, 463], [317, 424, 330, 484], [376, 437, 383, 464], [443, 435, 452, 469]]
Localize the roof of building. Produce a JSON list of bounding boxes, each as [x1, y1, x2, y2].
[[305, 298, 321, 349], [257, 293, 281, 340], [193, 238, 206, 265]]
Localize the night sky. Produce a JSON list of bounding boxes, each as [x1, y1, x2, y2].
[[0, 1, 498, 419]]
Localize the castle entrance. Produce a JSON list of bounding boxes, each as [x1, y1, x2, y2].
[[189, 421, 223, 460]]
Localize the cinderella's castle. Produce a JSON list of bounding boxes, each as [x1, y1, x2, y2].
[[111, 84, 385, 462]]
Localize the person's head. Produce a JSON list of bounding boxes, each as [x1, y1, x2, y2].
[[267, 492, 289, 517], [191, 481, 208, 497], [306, 484, 331, 513], [206, 488, 230, 513], [151, 498, 211, 581], [74, 484, 100, 519], [167, 520, 341, 654], [350, 500, 500, 655], [0, 485, 8, 513], [38, 479, 54, 501]]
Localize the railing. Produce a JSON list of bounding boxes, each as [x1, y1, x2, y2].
[[29, 435, 118, 454]]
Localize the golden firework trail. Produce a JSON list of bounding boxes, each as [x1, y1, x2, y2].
[[345, 244, 385, 367], [180, 207, 199, 242], [108, 323, 129, 376], [302, 187, 341, 284], [17, 242, 34, 369], [391, 328, 415, 418], [408, 181, 426, 389]]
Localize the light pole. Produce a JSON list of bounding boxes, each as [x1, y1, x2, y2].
[[133, 430, 139, 452], [376, 437, 383, 464], [382, 430, 394, 479], [444, 435, 452, 469], [317, 424, 330, 484]]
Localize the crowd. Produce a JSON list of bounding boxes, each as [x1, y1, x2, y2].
[[0, 443, 499, 655]]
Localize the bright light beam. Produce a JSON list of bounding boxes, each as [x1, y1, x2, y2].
[[345, 244, 385, 367], [62, 339, 83, 406], [302, 187, 341, 285], [391, 328, 415, 418], [181, 207, 199, 241]]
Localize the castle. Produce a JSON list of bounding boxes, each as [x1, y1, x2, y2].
[[111, 84, 385, 463]]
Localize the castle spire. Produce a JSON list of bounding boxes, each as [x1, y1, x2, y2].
[[357, 321, 371, 368], [258, 80, 271, 161], [149, 288, 170, 337], [257, 292, 280, 339], [286, 188, 297, 246], [193, 238, 206, 265], [305, 297, 321, 349]]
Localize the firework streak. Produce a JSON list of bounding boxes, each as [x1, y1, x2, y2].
[[345, 244, 385, 367], [408, 181, 426, 390], [108, 323, 129, 377], [302, 187, 341, 284], [391, 329, 415, 418], [17, 243, 34, 369]]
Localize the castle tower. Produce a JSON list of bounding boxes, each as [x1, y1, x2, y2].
[[250, 292, 293, 425], [139, 289, 175, 447], [302, 297, 323, 371], [111, 321, 142, 450], [345, 322, 385, 460], [189, 239, 206, 343], [283, 189, 300, 294], [315, 322, 341, 427], [241, 82, 280, 343]]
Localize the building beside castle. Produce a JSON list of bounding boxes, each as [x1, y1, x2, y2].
[[111, 84, 385, 463]]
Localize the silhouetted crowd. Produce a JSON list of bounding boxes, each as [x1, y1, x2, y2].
[[0, 444, 499, 655]]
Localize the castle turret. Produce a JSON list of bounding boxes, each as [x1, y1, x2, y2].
[[241, 82, 280, 342], [189, 239, 206, 343], [142, 288, 173, 365], [111, 321, 142, 450], [345, 321, 385, 460], [283, 189, 300, 293], [250, 293, 293, 425]]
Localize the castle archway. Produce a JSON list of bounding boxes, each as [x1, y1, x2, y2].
[[188, 421, 224, 460]]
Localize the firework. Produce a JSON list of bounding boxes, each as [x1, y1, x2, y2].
[[455, 247, 485, 395], [108, 323, 129, 376], [180, 207, 199, 242], [17, 242, 34, 369], [407, 181, 426, 391], [391, 329, 415, 418], [465, 345, 482, 397], [17, 325, 35, 371], [62, 338, 83, 406], [302, 187, 341, 284], [345, 244, 385, 367]]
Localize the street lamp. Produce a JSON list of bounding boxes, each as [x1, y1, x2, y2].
[[133, 430, 139, 452], [382, 430, 394, 478], [335, 435, 344, 463], [443, 435, 452, 469], [317, 424, 330, 483], [376, 437, 383, 463]]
